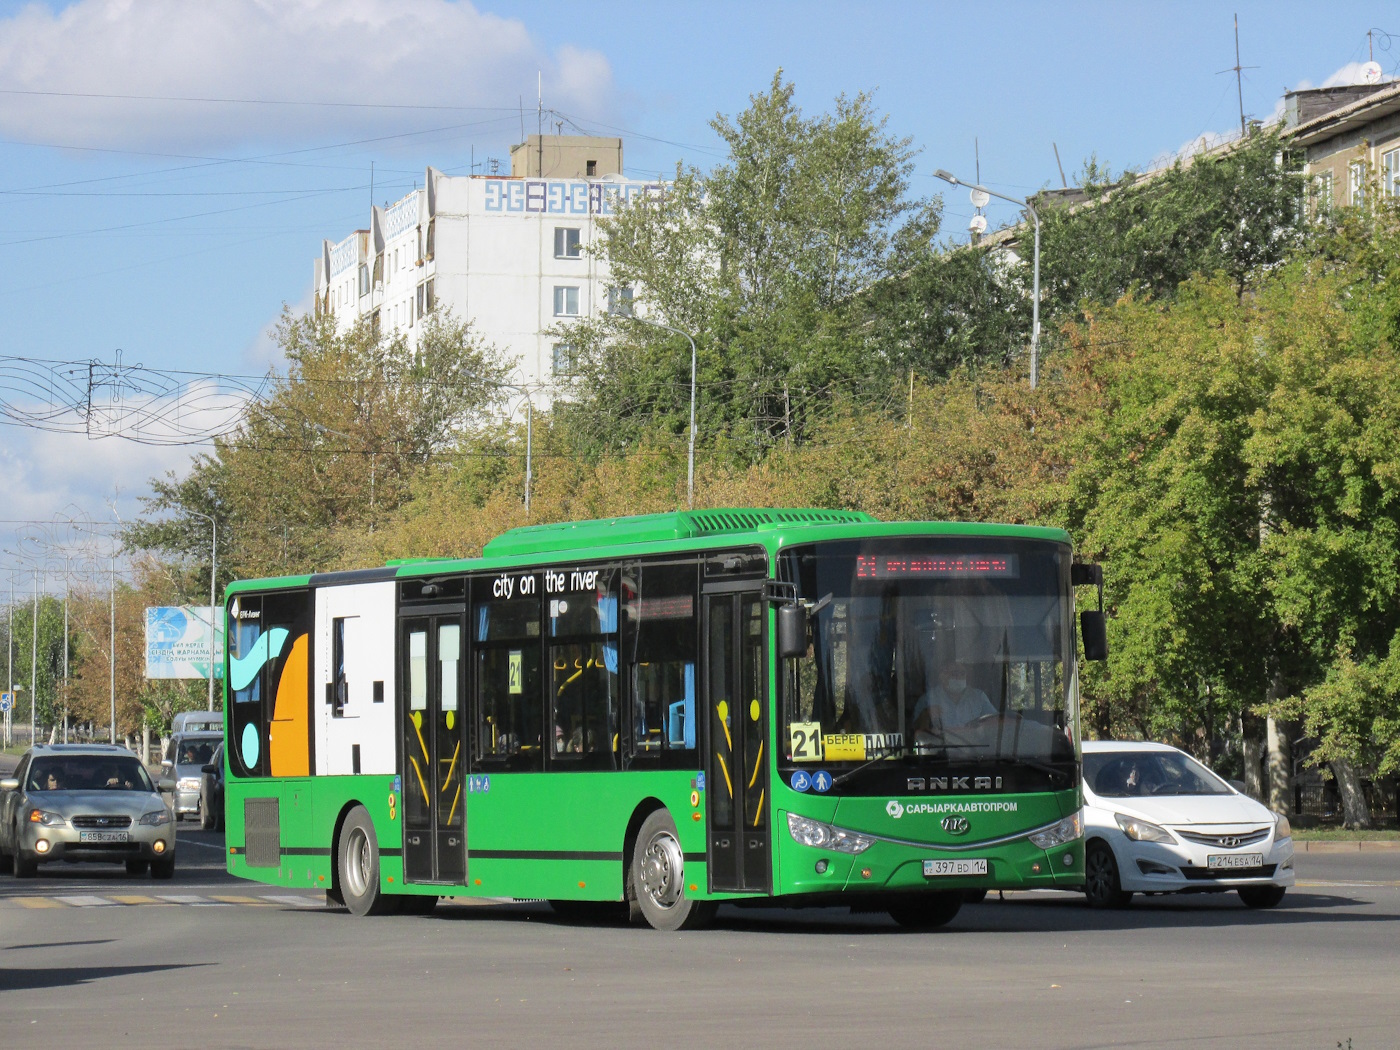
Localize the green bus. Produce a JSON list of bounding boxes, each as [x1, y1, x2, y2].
[[221, 508, 1105, 929]]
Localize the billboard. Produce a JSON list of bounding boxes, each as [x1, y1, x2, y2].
[[145, 606, 224, 680]]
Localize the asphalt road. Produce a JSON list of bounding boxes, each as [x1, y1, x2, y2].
[[1, 827, 1397, 1050]]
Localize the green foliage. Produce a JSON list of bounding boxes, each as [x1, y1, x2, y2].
[[1037, 130, 1308, 316], [125, 307, 506, 580]]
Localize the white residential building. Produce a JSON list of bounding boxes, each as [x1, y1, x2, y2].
[[312, 136, 661, 397]]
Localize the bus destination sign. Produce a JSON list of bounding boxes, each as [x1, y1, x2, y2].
[[855, 554, 1019, 579]]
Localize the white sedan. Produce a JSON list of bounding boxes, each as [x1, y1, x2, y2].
[[1081, 740, 1294, 909]]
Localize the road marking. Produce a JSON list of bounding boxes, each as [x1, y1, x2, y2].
[[210, 894, 273, 905], [53, 895, 117, 907], [1297, 879, 1400, 888], [261, 894, 324, 907], [156, 894, 229, 906], [12, 896, 63, 908], [108, 894, 163, 905]]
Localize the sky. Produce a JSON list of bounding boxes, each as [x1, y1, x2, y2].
[[1, 0, 1396, 578]]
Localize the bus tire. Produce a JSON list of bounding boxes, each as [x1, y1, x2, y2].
[[630, 809, 716, 931], [887, 891, 963, 930], [338, 805, 395, 916]]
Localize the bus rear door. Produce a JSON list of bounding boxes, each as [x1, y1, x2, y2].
[[399, 609, 467, 884]]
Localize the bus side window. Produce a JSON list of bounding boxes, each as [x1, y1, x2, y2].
[[548, 567, 619, 771], [627, 559, 699, 769], [472, 579, 542, 772]]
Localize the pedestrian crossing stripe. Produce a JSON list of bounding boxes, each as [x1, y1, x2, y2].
[[2, 892, 323, 909]]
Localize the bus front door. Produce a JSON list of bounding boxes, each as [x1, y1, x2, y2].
[[400, 614, 467, 885], [703, 589, 771, 894]]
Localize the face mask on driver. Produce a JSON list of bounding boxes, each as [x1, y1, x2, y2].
[[946, 677, 967, 694]]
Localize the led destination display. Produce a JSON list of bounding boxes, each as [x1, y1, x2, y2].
[[854, 553, 1020, 579]]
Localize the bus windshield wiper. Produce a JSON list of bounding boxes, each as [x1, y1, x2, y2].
[[831, 744, 908, 786], [992, 755, 1071, 781]]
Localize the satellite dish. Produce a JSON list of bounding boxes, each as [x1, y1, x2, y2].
[[1362, 60, 1383, 84], [969, 188, 991, 209], [968, 214, 988, 234]]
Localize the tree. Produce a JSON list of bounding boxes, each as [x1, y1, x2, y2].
[[125, 307, 507, 580], [558, 72, 932, 459]]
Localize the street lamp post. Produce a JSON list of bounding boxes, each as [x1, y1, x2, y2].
[[187, 511, 218, 712], [934, 169, 1042, 389], [630, 316, 698, 508]]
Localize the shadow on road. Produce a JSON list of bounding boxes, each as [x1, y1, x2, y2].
[[0, 961, 209, 992]]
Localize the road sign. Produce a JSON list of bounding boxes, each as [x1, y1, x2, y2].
[[0, 691, 11, 713]]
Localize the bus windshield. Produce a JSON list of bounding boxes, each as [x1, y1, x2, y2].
[[780, 538, 1077, 794]]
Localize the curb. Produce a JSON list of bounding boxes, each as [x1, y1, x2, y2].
[[1294, 839, 1400, 852]]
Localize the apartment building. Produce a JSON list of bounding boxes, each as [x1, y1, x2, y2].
[[313, 136, 661, 396]]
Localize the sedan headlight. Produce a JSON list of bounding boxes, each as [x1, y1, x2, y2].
[[1115, 812, 1176, 843], [786, 813, 876, 854], [1274, 813, 1291, 840], [177, 777, 201, 792], [139, 809, 172, 827], [1028, 812, 1082, 850], [28, 808, 67, 827]]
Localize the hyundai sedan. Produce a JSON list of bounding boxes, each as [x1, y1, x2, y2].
[[1081, 740, 1293, 909]]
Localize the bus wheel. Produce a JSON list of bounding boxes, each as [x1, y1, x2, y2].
[[338, 806, 396, 916], [630, 810, 716, 931], [887, 892, 963, 930]]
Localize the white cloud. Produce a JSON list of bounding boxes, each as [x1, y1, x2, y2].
[[0, 0, 616, 150]]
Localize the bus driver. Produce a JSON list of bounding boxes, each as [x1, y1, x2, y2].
[[911, 661, 996, 737]]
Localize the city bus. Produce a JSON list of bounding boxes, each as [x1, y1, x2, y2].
[[220, 508, 1106, 930]]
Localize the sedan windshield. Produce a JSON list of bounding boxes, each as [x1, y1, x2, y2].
[[780, 538, 1078, 793], [28, 756, 154, 793], [1084, 750, 1231, 797]]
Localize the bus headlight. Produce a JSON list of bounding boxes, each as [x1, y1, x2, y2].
[[1028, 812, 1082, 849], [786, 813, 875, 854]]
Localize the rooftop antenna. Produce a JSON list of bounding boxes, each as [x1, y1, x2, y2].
[[537, 71, 543, 178], [369, 161, 374, 214], [1217, 14, 1257, 138], [1053, 143, 1068, 188]]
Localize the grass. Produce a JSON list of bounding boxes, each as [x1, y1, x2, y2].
[[1292, 827, 1400, 841]]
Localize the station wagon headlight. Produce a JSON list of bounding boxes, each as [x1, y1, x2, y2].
[[139, 809, 172, 827], [1115, 813, 1176, 844], [786, 813, 876, 854], [1028, 812, 1081, 849], [28, 808, 67, 827], [1274, 814, 1291, 840]]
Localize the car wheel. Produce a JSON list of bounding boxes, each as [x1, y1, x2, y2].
[[14, 850, 38, 879], [150, 856, 175, 880], [1238, 885, 1287, 909], [1084, 841, 1133, 909], [629, 809, 716, 931], [337, 805, 396, 916], [126, 859, 150, 876], [0, 845, 12, 876], [887, 892, 964, 929], [200, 800, 213, 831], [214, 804, 225, 833]]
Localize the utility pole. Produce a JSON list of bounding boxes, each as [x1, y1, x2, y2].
[[31, 570, 38, 747]]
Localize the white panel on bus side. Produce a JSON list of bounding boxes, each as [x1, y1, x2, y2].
[[313, 581, 396, 776]]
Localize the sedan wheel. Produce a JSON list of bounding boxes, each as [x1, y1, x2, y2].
[[1238, 884, 1286, 909], [1084, 841, 1132, 909]]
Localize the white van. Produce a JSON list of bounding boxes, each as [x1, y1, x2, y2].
[[172, 710, 222, 734]]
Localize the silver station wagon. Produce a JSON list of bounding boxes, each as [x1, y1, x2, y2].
[[0, 743, 177, 879]]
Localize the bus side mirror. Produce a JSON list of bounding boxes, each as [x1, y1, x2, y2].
[[777, 604, 808, 659], [1080, 611, 1108, 661]]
